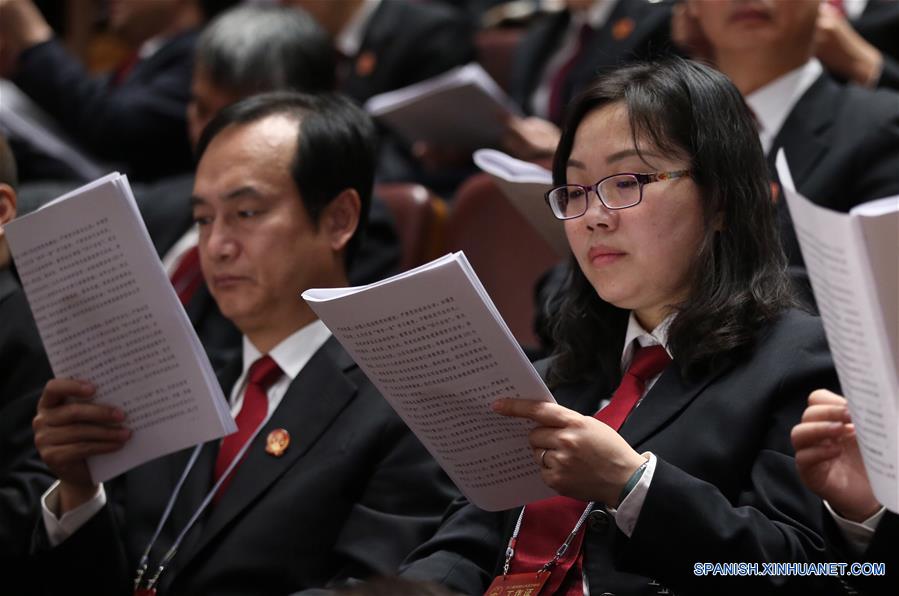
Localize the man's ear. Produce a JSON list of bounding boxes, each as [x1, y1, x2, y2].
[[0, 183, 18, 228], [321, 188, 361, 254]]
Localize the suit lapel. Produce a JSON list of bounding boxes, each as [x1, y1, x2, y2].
[[178, 337, 358, 563], [767, 74, 837, 185], [619, 364, 724, 448]]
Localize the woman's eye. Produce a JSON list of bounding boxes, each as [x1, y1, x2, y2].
[[192, 215, 212, 226]]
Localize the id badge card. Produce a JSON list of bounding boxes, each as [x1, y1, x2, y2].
[[484, 571, 549, 596]]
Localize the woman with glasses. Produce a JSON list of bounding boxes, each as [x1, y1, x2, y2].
[[401, 57, 843, 595]]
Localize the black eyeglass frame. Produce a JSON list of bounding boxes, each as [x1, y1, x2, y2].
[[544, 170, 691, 220]]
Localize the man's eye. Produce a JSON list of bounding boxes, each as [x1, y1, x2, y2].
[[193, 215, 212, 225], [238, 210, 259, 218]]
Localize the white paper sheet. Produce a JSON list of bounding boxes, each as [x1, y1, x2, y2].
[[364, 63, 520, 150], [303, 253, 557, 510], [777, 151, 899, 511], [6, 174, 235, 482]]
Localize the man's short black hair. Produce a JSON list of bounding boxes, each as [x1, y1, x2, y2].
[[195, 91, 377, 269]]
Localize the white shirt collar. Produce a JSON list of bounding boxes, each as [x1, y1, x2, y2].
[[336, 0, 383, 57], [241, 319, 332, 382], [844, 0, 869, 21], [746, 58, 823, 155], [620, 311, 674, 372]]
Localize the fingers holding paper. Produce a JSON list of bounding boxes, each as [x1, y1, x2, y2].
[[791, 389, 881, 522], [33, 378, 130, 512], [493, 398, 646, 505]]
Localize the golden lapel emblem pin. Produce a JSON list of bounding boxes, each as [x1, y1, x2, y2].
[[612, 17, 635, 41], [265, 429, 290, 457]]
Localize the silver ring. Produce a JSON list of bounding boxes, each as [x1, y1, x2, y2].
[[540, 449, 549, 468]]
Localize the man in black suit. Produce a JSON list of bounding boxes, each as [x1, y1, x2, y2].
[[30, 92, 457, 595], [685, 0, 899, 285], [502, 0, 674, 160], [282, 0, 475, 105], [0, 0, 238, 182], [0, 133, 53, 595], [137, 3, 401, 369]]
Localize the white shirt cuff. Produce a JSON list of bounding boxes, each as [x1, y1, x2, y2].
[[611, 452, 656, 537], [825, 500, 885, 555], [41, 480, 107, 547]]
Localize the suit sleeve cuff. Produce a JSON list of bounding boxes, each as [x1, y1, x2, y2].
[[611, 452, 656, 537], [41, 480, 106, 547], [824, 500, 884, 554]]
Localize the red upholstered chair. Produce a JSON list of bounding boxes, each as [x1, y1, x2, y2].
[[374, 182, 448, 272], [447, 173, 563, 350]]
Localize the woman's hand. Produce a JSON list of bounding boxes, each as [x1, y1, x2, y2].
[[493, 398, 646, 505], [791, 389, 882, 522]]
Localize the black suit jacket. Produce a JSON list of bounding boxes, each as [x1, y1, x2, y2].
[[509, 0, 673, 123], [854, 0, 899, 91], [339, 0, 475, 105], [822, 509, 898, 596], [34, 337, 458, 595], [403, 309, 846, 595], [768, 73, 899, 273], [12, 31, 196, 182], [0, 268, 53, 595]]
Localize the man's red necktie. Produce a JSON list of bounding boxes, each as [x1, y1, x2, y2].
[[213, 355, 282, 502], [508, 345, 672, 595], [170, 246, 203, 306]]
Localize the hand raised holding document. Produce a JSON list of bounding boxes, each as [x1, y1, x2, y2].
[[6, 173, 235, 485]]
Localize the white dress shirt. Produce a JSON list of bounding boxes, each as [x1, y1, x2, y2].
[[41, 320, 332, 546], [745, 58, 823, 155]]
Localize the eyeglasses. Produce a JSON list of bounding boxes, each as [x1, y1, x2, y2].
[[544, 170, 691, 220]]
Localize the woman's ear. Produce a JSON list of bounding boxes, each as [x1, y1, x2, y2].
[[321, 188, 361, 254]]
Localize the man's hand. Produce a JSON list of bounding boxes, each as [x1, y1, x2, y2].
[[791, 389, 882, 522], [500, 116, 561, 162], [493, 398, 646, 505], [0, 0, 53, 75], [815, 3, 882, 87], [33, 378, 130, 514]]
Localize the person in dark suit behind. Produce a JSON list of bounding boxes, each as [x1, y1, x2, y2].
[[400, 58, 843, 595], [791, 389, 896, 595], [282, 0, 475, 105], [135, 3, 401, 369], [0, 132, 54, 596], [681, 0, 899, 303], [502, 0, 674, 161], [0, 0, 239, 182], [30, 92, 458, 596]]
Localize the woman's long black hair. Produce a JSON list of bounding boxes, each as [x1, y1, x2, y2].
[[547, 57, 796, 387]]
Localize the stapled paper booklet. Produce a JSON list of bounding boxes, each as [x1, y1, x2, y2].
[[303, 252, 557, 510], [6, 173, 236, 482], [777, 150, 898, 512]]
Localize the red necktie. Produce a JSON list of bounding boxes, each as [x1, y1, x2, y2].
[[548, 23, 593, 125], [509, 345, 671, 595], [170, 245, 203, 306], [213, 355, 282, 501], [110, 51, 140, 87]]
